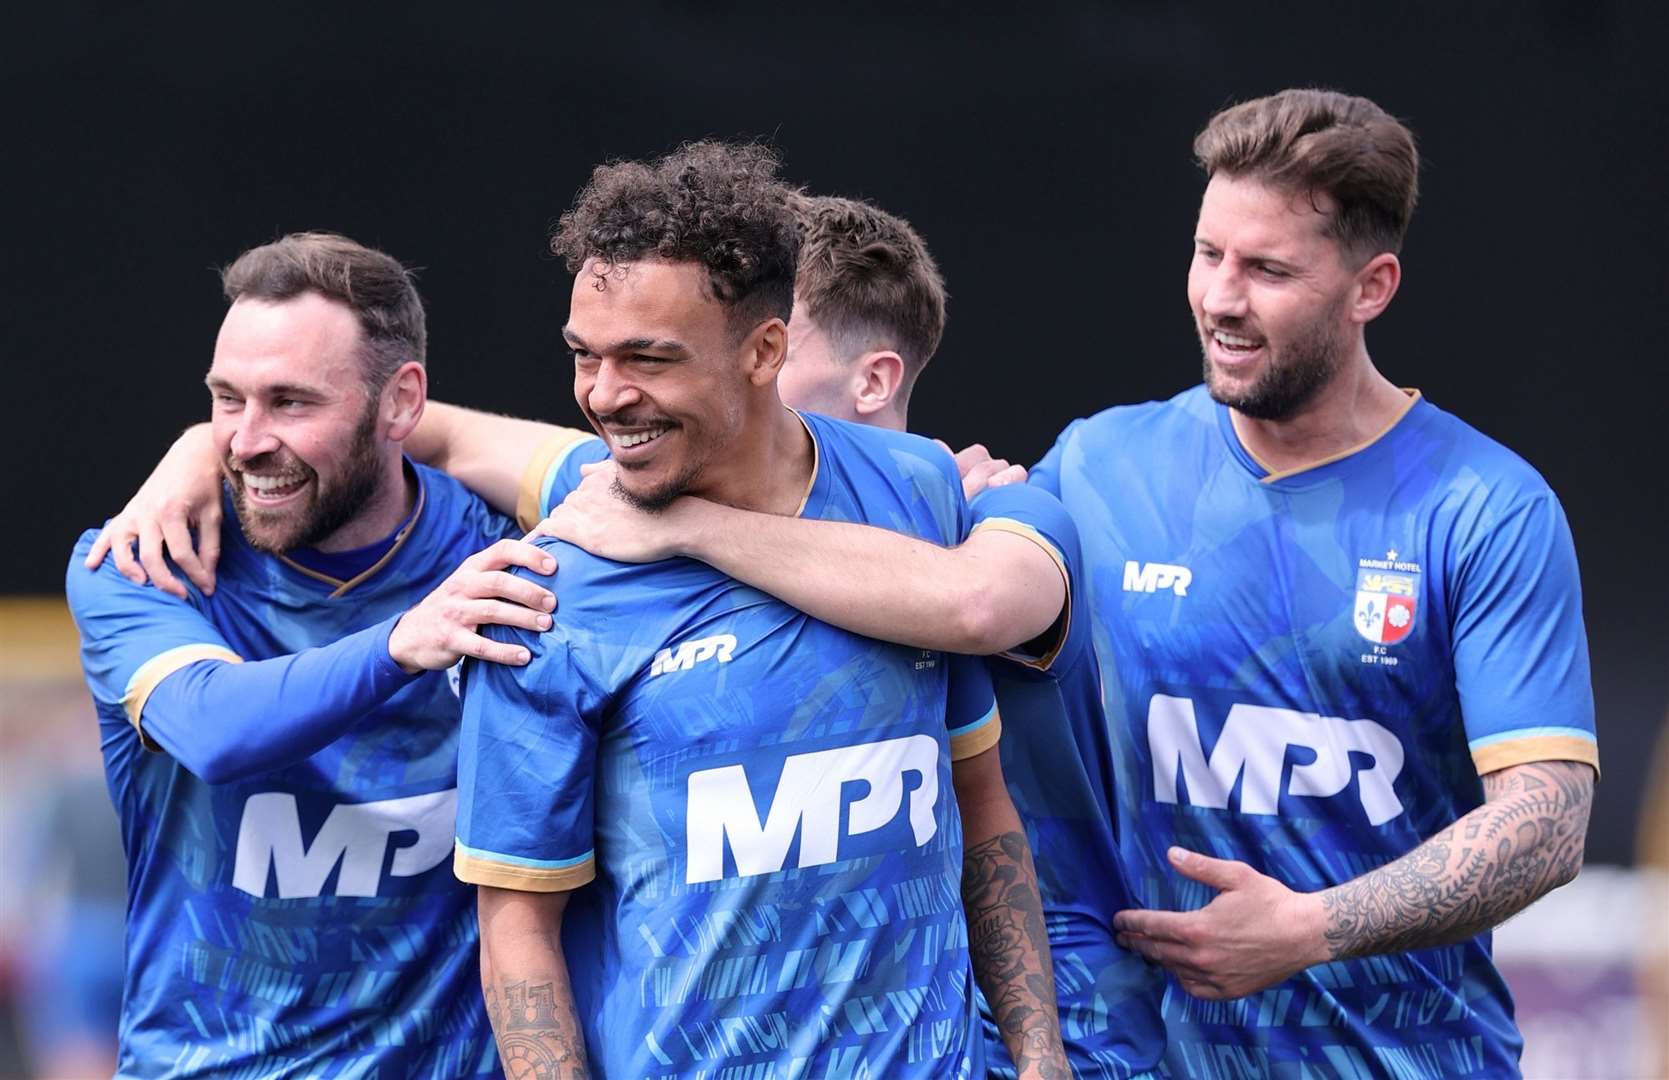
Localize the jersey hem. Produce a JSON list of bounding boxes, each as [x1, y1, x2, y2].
[[970, 518, 1072, 671], [122, 643, 243, 751]]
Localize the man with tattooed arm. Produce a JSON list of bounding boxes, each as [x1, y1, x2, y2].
[[965, 89, 1598, 1078]]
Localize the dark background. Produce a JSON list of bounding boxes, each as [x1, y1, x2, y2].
[[4, 2, 1664, 862]]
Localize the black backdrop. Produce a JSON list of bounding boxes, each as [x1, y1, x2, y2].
[[5, 2, 1665, 863]]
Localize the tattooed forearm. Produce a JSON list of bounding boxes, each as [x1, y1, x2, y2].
[[484, 978, 589, 1080], [963, 831, 1070, 1079], [1320, 759, 1594, 960]]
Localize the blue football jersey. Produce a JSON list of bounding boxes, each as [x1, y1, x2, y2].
[[456, 412, 995, 1078], [969, 483, 1165, 1080], [66, 464, 512, 1080], [1032, 387, 1598, 1078]]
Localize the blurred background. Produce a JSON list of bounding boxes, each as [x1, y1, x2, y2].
[[2, 2, 1664, 1076]]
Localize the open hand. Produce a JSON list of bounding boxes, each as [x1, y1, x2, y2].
[[387, 539, 557, 672], [531, 460, 701, 563], [84, 424, 224, 599], [1113, 846, 1328, 1000]]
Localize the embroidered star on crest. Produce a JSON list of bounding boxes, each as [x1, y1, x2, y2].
[[1386, 549, 1399, 561]]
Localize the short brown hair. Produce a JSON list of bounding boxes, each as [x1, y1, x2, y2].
[[793, 194, 947, 379], [221, 232, 427, 393], [1193, 89, 1419, 259], [551, 141, 800, 335]]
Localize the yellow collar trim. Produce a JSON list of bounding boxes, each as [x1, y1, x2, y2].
[[789, 408, 820, 518], [1257, 389, 1422, 484], [277, 471, 428, 599]]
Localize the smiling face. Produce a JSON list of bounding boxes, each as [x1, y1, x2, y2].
[[1188, 174, 1362, 421], [566, 259, 766, 510], [207, 293, 389, 552]]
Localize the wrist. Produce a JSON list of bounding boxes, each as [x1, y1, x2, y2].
[[1297, 888, 1335, 968], [673, 498, 725, 561]]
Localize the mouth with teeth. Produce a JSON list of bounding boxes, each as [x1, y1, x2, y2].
[[606, 423, 675, 460], [237, 469, 312, 504], [1207, 325, 1266, 368]]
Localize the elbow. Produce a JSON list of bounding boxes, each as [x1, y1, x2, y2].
[[954, 581, 1017, 655], [186, 736, 261, 785]]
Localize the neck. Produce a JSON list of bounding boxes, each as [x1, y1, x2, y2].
[[699, 401, 816, 517], [311, 452, 415, 552], [1229, 352, 1410, 475]]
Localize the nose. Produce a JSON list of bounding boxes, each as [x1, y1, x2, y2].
[[227, 403, 281, 462], [586, 359, 643, 418], [1201, 263, 1249, 321]]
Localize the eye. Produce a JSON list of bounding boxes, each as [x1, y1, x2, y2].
[[1256, 264, 1289, 280], [1195, 246, 1222, 264]]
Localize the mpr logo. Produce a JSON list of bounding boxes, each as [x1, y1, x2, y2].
[[651, 633, 737, 678], [1123, 561, 1192, 596]]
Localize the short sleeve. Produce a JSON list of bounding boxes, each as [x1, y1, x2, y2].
[[454, 582, 607, 891], [969, 484, 1082, 672], [65, 531, 243, 750], [1452, 491, 1599, 776], [946, 653, 1001, 761], [515, 431, 608, 531]]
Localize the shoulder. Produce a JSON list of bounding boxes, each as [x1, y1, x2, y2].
[[805, 411, 962, 498], [1057, 385, 1215, 449], [1408, 398, 1558, 502], [65, 527, 208, 618], [412, 462, 519, 545]]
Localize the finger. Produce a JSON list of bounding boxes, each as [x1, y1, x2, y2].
[[579, 460, 607, 476], [471, 599, 554, 634], [162, 514, 213, 596], [1112, 907, 1196, 944], [483, 538, 557, 576], [1169, 846, 1251, 891], [1178, 977, 1227, 1002], [1115, 933, 1211, 981], [197, 504, 222, 594], [988, 463, 1028, 488], [84, 526, 113, 569], [952, 443, 992, 473], [138, 520, 186, 600], [960, 458, 1012, 500], [109, 525, 145, 584], [460, 632, 532, 666], [471, 571, 556, 612]]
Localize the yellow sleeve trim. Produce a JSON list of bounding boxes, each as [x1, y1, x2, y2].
[[453, 844, 597, 892], [969, 518, 1072, 672], [950, 710, 1002, 761], [122, 644, 243, 751], [1473, 735, 1601, 778], [516, 427, 596, 533]]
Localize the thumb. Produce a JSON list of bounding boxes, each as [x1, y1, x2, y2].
[[1168, 846, 1249, 891], [579, 460, 607, 476]]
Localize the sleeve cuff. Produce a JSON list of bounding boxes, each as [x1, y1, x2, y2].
[[970, 518, 1072, 672], [454, 841, 596, 892], [516, 428, 597, 532], [1470, 728, 1600, 778], [122, 643, 243, 751], [949, 704, 1002, 761]]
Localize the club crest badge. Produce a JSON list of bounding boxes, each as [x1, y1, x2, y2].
[[1355, 550, 1421, 646]]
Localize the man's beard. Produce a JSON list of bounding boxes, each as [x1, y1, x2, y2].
[[228, 405, 384, 553], [610, 459, 702, 513], [1201, 302, 1348, 422]]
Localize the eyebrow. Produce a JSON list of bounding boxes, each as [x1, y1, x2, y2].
[[562, 328, 690, 356], [205, 376, 325, 398]]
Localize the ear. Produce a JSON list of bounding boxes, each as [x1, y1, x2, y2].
[[1350, 253, 1401, 325], [852, 351, 907, 418], [382, 361, 427, 441], [746, 319, 790, 387]]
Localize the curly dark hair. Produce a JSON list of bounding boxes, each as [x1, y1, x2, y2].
[[551, 140, 800, 335]]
